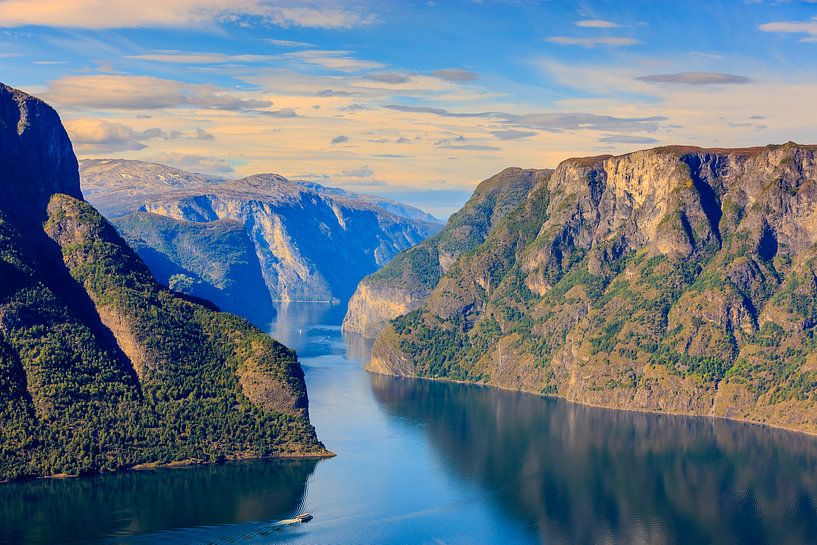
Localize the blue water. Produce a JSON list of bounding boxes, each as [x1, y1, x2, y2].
[[3, 302, 817, 544]]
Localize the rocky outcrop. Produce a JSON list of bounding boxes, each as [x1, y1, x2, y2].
[[343, 167, 551, 337], [79, 160, 442, 314], [0, 83, 327, 481], [369, 143, 817, 435]]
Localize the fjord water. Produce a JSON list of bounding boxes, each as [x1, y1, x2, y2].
[[3, 304, 817, 544]]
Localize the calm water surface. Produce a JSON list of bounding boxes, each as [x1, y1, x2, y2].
[[3, 302, 817, 544]]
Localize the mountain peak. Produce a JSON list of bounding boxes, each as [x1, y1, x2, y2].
[[0, 83, 81, 221]]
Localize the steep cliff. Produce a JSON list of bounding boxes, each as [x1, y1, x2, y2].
[[343, 168, 550, 338], [370, 143, 817, 435], [0, 83, 326, 481], [80, 160, 442, 314]]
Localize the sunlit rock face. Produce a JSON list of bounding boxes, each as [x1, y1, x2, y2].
[[80, 160, 442, 315], [343, 167, 551, 338], [369, 143, 817, 435]]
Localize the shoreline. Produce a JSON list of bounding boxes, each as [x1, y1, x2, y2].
[[366, 367, 817, 440], [1, 449, 335, 485]]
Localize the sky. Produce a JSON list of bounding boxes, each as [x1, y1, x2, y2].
[[1, 1, 816, 218]]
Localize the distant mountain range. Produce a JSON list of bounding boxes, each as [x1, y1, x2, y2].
[[0, 83, 326, 480], [360, 143, 817, 435], [81, 159, 443, 322]]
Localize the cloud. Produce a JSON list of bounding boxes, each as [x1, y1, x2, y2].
[[598, 135, 659, 144], [339, 166, 374, 177], [385, 104, 665, 132], [65, 119, 158, 153], [759, 19, 817, 42], [280, 49, 384, 72], [545, 36, 640, 47], [575, 19, 620, 28], [126, 52, 277, 64], [331, 135, 349, 144], [364, 72, 411, 84], [317, 89, 354, 97], [266, 38, 314, 47], [440, 144, 501, 151], [65, 119, 218, 153], [636, 72, 752, 85], [491, 129, 537, 140], [146, 152, 236, 175], [261, 107, 298, 117], [432, 68, 478, 82], [46, 74, 273, 111], [0, 0, 377, 30], [434, 136, 500, 151], [384, 104, 487, 118]]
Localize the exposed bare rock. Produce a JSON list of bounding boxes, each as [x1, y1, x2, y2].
[[370, 142, 817, 435]]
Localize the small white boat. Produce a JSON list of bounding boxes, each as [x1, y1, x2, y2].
[[295, 513, 313, 523]]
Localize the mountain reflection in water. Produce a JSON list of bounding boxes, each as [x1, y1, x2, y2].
[[370, 374, 817, 545]]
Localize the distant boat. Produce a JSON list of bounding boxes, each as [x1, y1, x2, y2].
[[295, 513, 313, 523]]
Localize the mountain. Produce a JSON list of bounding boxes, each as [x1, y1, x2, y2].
[[0, 83, 326, 481], [79, 160, 443, 319], [369, 143, 817, 435], [80, 158, 224, 218], [343, 168, 550, 338]]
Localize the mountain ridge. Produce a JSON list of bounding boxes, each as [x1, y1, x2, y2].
[[366, 141, 817, 435], [0, 83, 327, 481], [80, 159, 442, 317]]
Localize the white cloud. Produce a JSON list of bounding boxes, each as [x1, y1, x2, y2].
[[65, 119, 217, 153], [65, 119, 157, 152], [266, 38, 314, 47], [46, 74, 272, 111], [432, 68, 478, 82], [279, 49, 384, 72], [546, 36, 640, 47], [759, 18, 817, 42], [0, 0, 376, 30], [636, 72, 752, 85], [145, 151, 236, 174], [575, 19, 620, 28]]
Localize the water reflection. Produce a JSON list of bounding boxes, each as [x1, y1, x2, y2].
[[0, 460, 317, 545], [370, 374, 817, 545]]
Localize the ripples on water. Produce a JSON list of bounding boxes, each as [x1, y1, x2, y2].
[[2, 302, 817, 545]]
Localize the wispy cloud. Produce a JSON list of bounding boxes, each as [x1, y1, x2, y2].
[[145, 151, 236, 175], [331, 135, 349, 144], [759, 18, 817, 42], [0, 0, 377, 30], [65, 119, 215, 153], [364, 72, 411, 84], [47, 74, 272, 111], [266, 38, 314, 48], [384, 104, 665, 133], [490, 129, 536, 140], [598, 135, 659, 144], [280, 49, 384, 72], [432, 68, 478, 82], [636, 72, 752, 85], [126, 52, 277, 64], [339, 165, 374, 177], [575, 19, 620, 28], [545, 36, 640, 47]]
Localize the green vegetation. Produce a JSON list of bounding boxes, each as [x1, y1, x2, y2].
[[374, 145, 817, 432], [0, 198, 323, 481]]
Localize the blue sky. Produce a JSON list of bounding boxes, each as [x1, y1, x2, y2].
[[1, 0, 816, 217]]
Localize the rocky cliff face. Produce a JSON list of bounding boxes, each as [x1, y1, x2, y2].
[[370, 143, 817, 435], [79, 161, 442, 316], [342, 168, 550, 338], [0, 83, 326, 481]]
